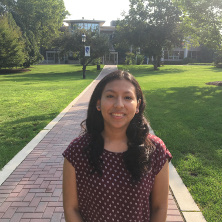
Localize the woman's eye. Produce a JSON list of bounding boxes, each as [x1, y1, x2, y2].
[[106, 95, 113, 98], [125, 96, 132, 100]]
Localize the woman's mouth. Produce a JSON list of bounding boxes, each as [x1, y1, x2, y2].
[[111, 113, 125, 118]]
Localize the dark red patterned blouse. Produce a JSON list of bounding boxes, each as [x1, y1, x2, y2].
[[63, 133, 172, 222]]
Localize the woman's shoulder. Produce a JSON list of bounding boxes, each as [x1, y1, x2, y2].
[[148, 133, 166, 148], [68, 133, 91, 149], [148, 133, 172, 162], [63, 133, 91, 157], [148, 133, 172, 176]]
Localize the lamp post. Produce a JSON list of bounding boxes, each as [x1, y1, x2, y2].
[[82, 34, 86, 79], [82, 33, 86, 43]]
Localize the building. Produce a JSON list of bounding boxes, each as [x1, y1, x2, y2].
[[45, 18, 118, 65], [45, 18, 210, 65], [163, 45, 201, 63]]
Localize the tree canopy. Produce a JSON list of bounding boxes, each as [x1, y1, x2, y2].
[[174, 0, 222, 50], [54, 29, 110, 78], [10, 0, 69, 49], [113, 0, 183, 69], [0, 0, 68, 68], [0, 13, 26, 69]]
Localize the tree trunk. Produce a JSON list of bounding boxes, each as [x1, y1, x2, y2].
[[157, 56, 161, 67], [153, 56, 158, 70], [82, 65, 86, 79]]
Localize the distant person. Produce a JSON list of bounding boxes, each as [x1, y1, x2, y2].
[[62, 70, 172, 222]]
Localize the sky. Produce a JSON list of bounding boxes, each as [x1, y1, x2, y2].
[[63, 0, 130, 26]]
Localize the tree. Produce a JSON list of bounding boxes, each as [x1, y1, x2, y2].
[[0, 0, 69, 66], [54, 29, 110, 78], [22, 30, 43, 68], [10, 0, 69, 49], [174, 0, 222, 50], [113, 0, 183, 70], [0, 13, 26, 69], [214, 50, 222, 67]]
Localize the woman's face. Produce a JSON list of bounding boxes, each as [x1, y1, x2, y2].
[[97, 79, 140, 133]]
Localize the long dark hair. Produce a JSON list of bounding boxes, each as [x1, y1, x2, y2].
[[81, 70, 155, 182]]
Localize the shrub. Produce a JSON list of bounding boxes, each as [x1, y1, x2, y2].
[[125, 52, 135, 65], [182, 57, 198, 64], [136, 55, 145, 65], [214, 50, 222, 68]]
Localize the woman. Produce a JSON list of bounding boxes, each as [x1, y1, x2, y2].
[[63, 70, 172, 222]]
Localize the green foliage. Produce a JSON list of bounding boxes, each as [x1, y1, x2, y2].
[[1, 0, 69, 66], [214, 50, 222, 68], [11, 0, 69, 49], [182, 57, 197, 64], [125, 52, 135, 65], [112, 22, 132, 64], [0, 13, 26, 68], [114, 0, 183, 70], [22, 31, 43, 67], [174, 0, 222, 50], [136, 54, 145, 65], [53, 29, 110, 78]]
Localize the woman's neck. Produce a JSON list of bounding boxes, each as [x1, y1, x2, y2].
[[102, 129, 128, 153]]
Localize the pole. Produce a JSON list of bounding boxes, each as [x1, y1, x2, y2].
[[83, 56, 86, 79]]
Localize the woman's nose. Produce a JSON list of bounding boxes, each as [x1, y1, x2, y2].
[[114, 97, 124, 108]]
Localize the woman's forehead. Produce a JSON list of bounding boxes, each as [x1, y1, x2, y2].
[[103, 79, 136, 93]]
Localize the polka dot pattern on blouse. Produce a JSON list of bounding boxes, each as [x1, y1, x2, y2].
[[62, 133, 172, 222]]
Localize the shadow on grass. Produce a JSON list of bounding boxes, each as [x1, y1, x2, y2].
[[144, 84, 222, 172], [1, 70, 98, 83], [0, 68, 31, 75], [0, 104, 87, 170], [207, 66, 222, 72], [119, 65, 186, 77], [144, 85, 222, 221]]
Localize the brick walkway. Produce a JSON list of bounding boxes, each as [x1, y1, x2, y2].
[[0, 65, 184, 221]]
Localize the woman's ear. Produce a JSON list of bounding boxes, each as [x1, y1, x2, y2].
[[135, 99, 141, 114], [96, 100, 101, 111], [137, 99, 141, 109]]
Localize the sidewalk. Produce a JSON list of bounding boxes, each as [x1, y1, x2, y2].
[[0, 65, 202, 221]]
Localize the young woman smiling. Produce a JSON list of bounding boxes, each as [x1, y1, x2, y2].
[[63, 70, 172, 222]]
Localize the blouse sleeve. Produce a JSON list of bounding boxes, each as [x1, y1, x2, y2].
[[62, 137, 80, 168], [62, 133, 89, 168], [148, 134, 172, 176]]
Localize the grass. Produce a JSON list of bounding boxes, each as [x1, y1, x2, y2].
[[1, 64, 221, 220], [0, 64, 102, 170], [118, 64, 222, 222]]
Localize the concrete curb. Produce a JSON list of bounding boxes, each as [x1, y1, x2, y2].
[[149, 126, 206, 222], [169, 162, 207, 222], [149, 128, 206, 222], [0, 65, 207, 222], [0, 129, 49, 185], [0, 67, 109, 186]]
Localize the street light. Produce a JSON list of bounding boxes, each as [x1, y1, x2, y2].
[[82, 34, 86, 43], [82, 34, 86, 79]]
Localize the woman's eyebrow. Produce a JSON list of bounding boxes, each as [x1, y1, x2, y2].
[[104, 89, 134, 94]]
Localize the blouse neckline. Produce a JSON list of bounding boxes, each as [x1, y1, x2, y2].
[[103, 148, 127, 155]]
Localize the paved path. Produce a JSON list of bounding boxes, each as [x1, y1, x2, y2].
[[0, 65, 184, 221]]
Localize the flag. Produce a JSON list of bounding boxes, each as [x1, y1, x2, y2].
[[85, 46, 90, 56]]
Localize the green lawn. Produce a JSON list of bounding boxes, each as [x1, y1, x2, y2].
[[118, 64, 222, 222], [0, 64, 102, 170], [1, 64, 221, 221]]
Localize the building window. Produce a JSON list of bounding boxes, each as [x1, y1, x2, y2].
[[188, 51, 199, 59], [164, 50, 184, 60], [70, 23, 99, 32], [47, 53, 54, 60]]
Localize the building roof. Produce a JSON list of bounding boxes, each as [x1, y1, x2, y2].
[[64, 19, 105, 26], [100, 26, 116, 32]]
